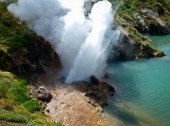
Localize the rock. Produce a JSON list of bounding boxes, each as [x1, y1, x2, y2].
[[103, 72, 110, 79], [108, 32, 165, 61], [46, 109, 50, 113], [72, 76, 115, 108], [72, 81, 89, 92], [133, 12, 148, 33], [36, 86, 52, 103], [90, 75, 99, 84], [148, 22, 169, 35], [0, 36, 61, 80], [133, 8, 170, 35], [30, 85, 53, 103], [95, 106, 103, 113]]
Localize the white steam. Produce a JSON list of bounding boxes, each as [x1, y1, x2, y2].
[[8, 0, 120, 83]]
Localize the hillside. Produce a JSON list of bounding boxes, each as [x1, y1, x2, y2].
[[0, 2, 61, 126]]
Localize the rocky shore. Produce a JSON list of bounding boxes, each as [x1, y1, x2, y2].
[[30, 72, 120, 126]]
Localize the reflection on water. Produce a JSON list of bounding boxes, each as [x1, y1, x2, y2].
[[106, 99, 161, 126], [107, 35, 170, 126]]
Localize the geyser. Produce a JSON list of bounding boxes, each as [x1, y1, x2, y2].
[[8, 0, 120, 83]]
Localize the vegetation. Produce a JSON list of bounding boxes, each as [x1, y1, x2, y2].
[[119, 0, 170, 26], [0, 2, 37, 72], [0, 2, 36, 53], [0, 71, 59, 125], [112, 0, 170, 43], [0, 2, 61, 126], [115, 0, 170, 26]]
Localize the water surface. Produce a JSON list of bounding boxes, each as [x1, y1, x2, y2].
[[107, 35, 170, 126]]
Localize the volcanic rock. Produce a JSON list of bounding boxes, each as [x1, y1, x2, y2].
[[72, 76, 115, 107]]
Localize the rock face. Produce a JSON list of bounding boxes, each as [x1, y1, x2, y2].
[[114, 1, 170, 61], [72, 75, 115, 107], [108, 33, 165, 61], [134, 8, 169, 35], [1, 37, 61, 79]]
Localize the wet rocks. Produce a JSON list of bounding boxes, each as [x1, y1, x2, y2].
[[87, 76, 115, 107], [108, 33, 165, 61], [72, 75, 115, 108], [90, 75, 99, 84]]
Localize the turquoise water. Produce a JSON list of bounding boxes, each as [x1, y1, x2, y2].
[[107, 35, 170, 126]]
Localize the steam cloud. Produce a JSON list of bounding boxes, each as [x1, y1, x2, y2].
[[8, 0, 120, 83]]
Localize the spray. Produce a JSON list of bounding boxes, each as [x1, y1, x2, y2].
[[8, 0, 120, 83]]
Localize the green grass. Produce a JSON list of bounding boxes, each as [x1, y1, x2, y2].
[[0, 71, 30, 105], [0, 109, 28, 123], [0, 70, 62, 126], [23, 100, 41, 113], [0, 3, 36, 53]]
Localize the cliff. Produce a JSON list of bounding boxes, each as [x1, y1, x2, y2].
[[109, 0, 169, 60]]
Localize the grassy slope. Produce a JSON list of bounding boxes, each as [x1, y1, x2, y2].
[[0, 3, 36, 52], [0, 3, 62, 126], [0, 71, 63, 126], [0, 2, 37, 70]]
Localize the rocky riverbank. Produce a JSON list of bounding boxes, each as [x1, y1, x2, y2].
[[31, 72, 120, 126]]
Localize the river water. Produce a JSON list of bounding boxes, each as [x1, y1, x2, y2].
[[107, 35, 170, 126]]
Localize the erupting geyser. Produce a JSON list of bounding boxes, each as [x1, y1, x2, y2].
[[8, 0, 120, 83]]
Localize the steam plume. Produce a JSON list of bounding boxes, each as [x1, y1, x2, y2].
[[8, 0, 120, 83]]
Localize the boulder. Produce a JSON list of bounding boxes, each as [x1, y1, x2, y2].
[[72, 76, 115, 107], [90, 75, 99, 84], [30, 86, 52, 103], [37, 86, 52, 103]]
